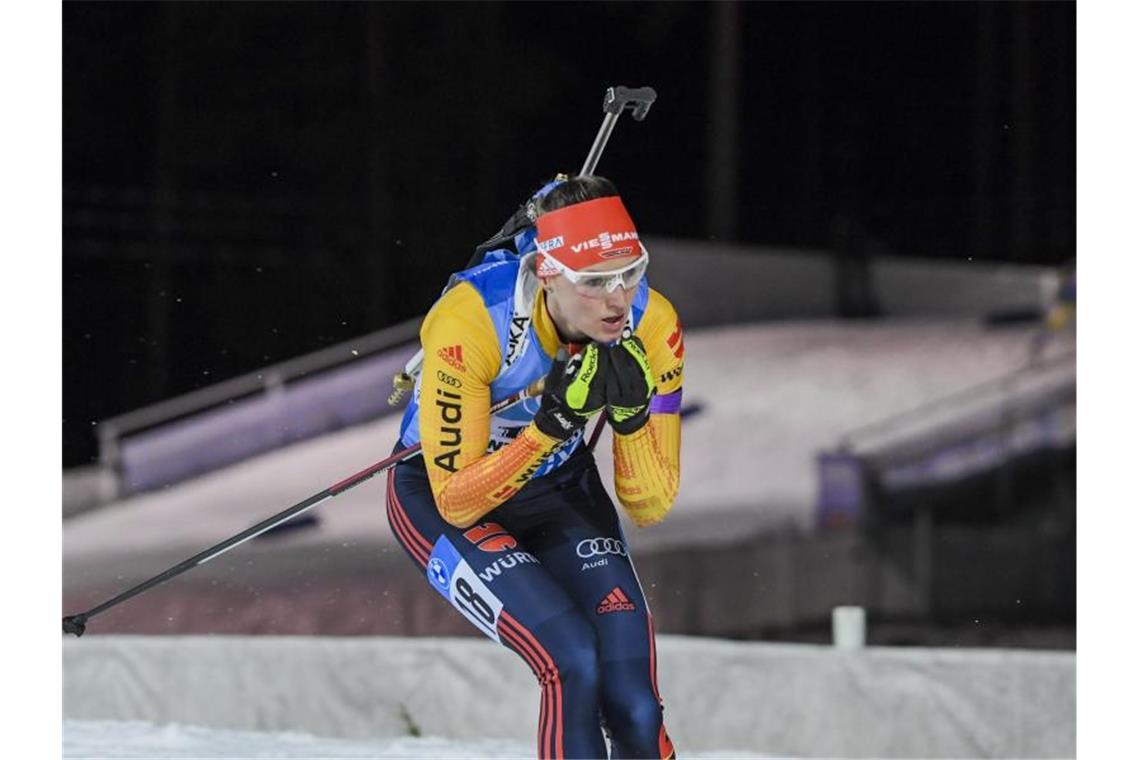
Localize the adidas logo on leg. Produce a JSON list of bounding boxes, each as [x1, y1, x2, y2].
[[596, 586, 636, 615]]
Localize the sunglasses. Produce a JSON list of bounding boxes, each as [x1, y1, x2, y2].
[[542, 248, 649, 297]]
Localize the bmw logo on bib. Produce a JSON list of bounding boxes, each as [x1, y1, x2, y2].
[[428, 556, 450, 591]]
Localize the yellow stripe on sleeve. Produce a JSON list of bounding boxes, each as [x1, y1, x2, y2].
[[612, 413, 681, 527], [433, 425, 563, 528], [638, 289, 685, 395], [612, 287, 684, 526]]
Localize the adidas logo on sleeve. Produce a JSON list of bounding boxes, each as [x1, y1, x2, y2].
[[437, 345, 466, 372]]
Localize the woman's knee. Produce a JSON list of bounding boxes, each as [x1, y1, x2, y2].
[[605, 687, 666, 755], [536, 611, 602, 689]]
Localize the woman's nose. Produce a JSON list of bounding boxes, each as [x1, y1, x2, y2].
[[604, 286, 631, 310], [606, 284, 633, 305]]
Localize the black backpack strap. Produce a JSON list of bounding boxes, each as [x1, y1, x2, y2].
[[466, 203, 533, 268], [465, 174, 569, 269]]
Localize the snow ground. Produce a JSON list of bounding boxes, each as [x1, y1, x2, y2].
[[63, 719, 771, 759]]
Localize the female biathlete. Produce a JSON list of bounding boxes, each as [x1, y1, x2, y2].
[[386, 175, 684, 759]]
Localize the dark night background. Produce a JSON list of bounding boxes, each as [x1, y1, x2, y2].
[[63, 1, 1075, 468]]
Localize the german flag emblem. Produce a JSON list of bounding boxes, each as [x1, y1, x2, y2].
[[666, 320, 684, 360]]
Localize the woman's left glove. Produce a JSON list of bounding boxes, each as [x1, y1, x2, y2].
[[533, 343, 609, 441], [605, 336, 656, 435]]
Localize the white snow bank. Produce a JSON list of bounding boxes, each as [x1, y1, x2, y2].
[[63, 634, 1073, 759], [63, 719, 769, 759], [64, 719, 509, 759]]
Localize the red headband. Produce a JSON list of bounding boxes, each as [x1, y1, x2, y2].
[[534, 196, 641, 275]]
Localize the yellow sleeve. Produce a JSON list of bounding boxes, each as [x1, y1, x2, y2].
[[612, 289, 684, 527], [419, 282, 564, 528]]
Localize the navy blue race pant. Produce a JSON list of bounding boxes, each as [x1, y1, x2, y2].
[[385, 447, 675, 759]]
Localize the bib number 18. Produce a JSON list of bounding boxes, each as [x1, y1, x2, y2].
[[455, 576, 496, 626]]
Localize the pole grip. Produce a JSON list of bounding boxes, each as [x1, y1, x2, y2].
[[63, 614, 88, 637], [581, 86, 657, 177], [603, 86, 657, 120]]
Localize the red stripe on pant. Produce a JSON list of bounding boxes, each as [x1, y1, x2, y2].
[[647, 613, 675, 759], [386, 470, 431, 567], [497, 619, 552, 759], [501, 611, 563, 759], [386, 497, 427, 567], [387, 470, 433, 557]]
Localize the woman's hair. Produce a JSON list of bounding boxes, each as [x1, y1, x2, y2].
[[533, 175, 618, 217]]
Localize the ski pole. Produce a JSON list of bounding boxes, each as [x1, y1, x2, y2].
[[62, 377, 544, 637]]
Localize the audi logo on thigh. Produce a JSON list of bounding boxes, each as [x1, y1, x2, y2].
[[576, 538, 628, 558]]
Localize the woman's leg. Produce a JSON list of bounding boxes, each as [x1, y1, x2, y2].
[[386, 460, 609, 759], [514, 465, 676, 760]]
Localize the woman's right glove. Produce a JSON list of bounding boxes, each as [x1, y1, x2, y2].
[[532, 343, 609, 441], [605, 336, 656, 435]]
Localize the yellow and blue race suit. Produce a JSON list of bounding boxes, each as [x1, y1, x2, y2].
[[387, 253, 683, 759]]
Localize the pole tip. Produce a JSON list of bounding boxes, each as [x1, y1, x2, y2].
[[63, 614, 87, 637]]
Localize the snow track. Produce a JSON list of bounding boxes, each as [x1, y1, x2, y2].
[[63, 719, 768, 759]]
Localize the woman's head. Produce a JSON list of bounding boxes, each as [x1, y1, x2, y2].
[[533, 175, 648, 343], [533, 175, 619, 216]]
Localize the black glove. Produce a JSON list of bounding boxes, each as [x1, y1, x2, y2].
[[605, 336, 656, 435], [532, 343, 608, 440]]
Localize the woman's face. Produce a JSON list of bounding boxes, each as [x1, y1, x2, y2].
[[543, 259, 638, 344]]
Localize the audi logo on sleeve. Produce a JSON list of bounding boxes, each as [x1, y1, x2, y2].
[[576, 538, 628, 558]]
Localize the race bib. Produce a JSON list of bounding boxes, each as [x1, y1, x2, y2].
[[426, 535, 504, 642]]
